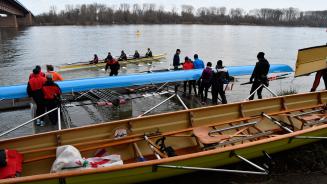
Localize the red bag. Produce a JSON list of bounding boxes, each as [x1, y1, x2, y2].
[[0, 150, 23, 179]]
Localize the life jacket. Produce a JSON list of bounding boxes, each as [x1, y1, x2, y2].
[[28, 74, 46, 91], [47, 71, 63, 81], [0, 150, 23, 179], [42, 82, 61, 100], [183, 61, 194, 70]]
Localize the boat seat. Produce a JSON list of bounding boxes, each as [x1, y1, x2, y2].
[[193, 127, 231, 145]]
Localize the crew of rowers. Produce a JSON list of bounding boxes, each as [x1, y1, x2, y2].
[[27, 65, 63, 126], [173, 49, 270, 105], [90, 48, 153, 76]]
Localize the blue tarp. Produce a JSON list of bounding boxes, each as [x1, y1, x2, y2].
[[0, 64, 293, 100]]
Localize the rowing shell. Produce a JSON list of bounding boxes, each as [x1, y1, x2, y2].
[[295, 45, 327, 77], [0, 64, 293, 100], [58, 54, 166, 71]]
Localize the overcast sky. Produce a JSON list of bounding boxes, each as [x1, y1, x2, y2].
[[20, 0, 327, 15]]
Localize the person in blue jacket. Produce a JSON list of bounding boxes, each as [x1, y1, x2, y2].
[[193, 54, 205, 69]]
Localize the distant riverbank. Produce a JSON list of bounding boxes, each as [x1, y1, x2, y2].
[[35, 3, 327, 28]]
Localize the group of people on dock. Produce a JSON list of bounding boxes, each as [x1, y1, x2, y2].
[[26, 65, 63, 126], [174, 49, 271, 105]]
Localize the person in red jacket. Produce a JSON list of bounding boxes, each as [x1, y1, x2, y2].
[[42, 74, 62, 125], [29, 65, 45, 79], [105, 58, 120, 76], [183, 57, 197, 96], [27, 68, 46, 126]]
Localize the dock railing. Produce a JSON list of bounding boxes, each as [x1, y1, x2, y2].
[[0, 107, 61, 138]]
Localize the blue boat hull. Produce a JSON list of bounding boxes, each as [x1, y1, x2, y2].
[[0, 64, 293, 100]]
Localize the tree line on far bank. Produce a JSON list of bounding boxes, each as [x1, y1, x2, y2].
[[35, 3, 327, 27]]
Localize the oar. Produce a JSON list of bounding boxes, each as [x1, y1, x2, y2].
[[133, 143, 146, 162]]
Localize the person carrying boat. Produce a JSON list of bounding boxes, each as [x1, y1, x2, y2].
[[105, 58, 120, 76], [199, 62, 213, 104], [42, 74, 62, 125], [193, 54, 205, 69], [133, 50, 140, 59], [46, 65, 63, 81], [173, 49, 181, 70], [29, 65, 45, 79], [90, 54, 99, 64], [310, 69, 327, 92], [249, 52, 270, 100], [145, 48, 153, 57], [27, 67, 47, 126], [212, 60, 228, 104], [118, 50, 127, 61], [183, 57, 197, 96]]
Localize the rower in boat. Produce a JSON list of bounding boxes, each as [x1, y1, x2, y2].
[[199, 62, 213, 104], [105, 57, 120, 76], [118, 50, 127, 61], [89, 54, 99, 64], [46, 65, 63, 81], [42, 74, 62, 125], [212, 60, 229, 104], [133, 50, 140, 59], [310, 69, 327, 92], [249, 52, 270, 100], [104, 52, 113, 62], [145, 48, 153, 57]]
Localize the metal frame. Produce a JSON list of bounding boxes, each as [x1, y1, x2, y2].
[[209, 121, 258, 135], [246, 84, 278, 100]]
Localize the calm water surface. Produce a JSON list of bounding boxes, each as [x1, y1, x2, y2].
[[1, 25, 327, 183]]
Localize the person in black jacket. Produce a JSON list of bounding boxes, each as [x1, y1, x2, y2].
[[249, 52, 270, 100], [173, 49, 181, 70], [212, 60, 229, 104]]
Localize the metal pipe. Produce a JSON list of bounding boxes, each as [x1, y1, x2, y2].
[[246, 84, 263, 100], [138, 94, 176, 117], [291, 109, 324, 118], [156, 165, 268, 175], [209, 121, 258, 135], [58, 107, 61, 130], [176, 94, 188, 110], [235, 154, 267, 172], [294, 136, 327, 139], [262, 84, 278, 97], [262, 113, 293, 133], [144, 136, 161, 159], [0, 107, 59, 137]]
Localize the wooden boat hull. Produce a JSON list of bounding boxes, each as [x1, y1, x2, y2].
[[295, 45, 327, 77], [1, 91, 327, 183], [58, 54, 166, 71]]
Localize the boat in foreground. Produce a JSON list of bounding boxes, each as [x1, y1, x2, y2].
[[58, 54, 166, 71], [295, 45, 327, 77], [0, 91, 327, 184]]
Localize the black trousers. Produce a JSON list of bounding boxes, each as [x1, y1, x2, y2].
[[183, 80, 197, 95], [212, 83, 227, 104], [249, 80, 268, 100], [110, 70, 118, 76], [32, 94, 45, 121], [45, 100, 60, 125], [199, 81, 211, 102]]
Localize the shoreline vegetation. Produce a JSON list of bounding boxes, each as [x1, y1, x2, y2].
[[35, 3, 327, 27]]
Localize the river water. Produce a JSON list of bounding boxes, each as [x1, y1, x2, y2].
[[1, 25, 327, 183]]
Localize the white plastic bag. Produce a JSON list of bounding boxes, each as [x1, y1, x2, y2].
[[51, 145, 85, 172], [85, 155, 123, 169]]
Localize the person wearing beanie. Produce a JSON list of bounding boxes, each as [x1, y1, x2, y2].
[[42, 73, 62, 125], [212, 60, 229, 104], [199, 62, 213, 104], [27, 68, 47, 126], [249, 52, 270, 100]]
